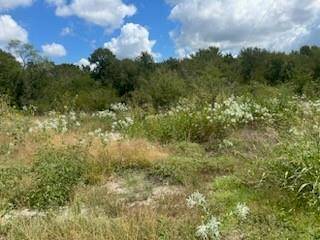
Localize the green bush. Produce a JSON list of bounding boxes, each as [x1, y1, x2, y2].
[[129, 96, 273, 144], [130, 99, 226, 144], [27, 148, 88, 209], [0, 167, 31, 209], [270, 128, 320, 210]]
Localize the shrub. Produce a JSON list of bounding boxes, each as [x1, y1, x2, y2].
[[27, 148, 88, 209], [130, 96, 273, 144], [271, 125, 320, 210], [0, 167, 31, 209], [272, 101, 320, 210]]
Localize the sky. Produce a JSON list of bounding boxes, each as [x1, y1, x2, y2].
[[0, 0, 320, 65]]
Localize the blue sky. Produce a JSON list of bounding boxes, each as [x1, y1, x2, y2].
[[1, 0, 320, 64], [2, 0, 176, 63]]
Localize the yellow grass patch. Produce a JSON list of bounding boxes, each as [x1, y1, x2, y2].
[[51, 133, 80, 148], [0, 133, 9, 145], [105, 139, 169, 168]]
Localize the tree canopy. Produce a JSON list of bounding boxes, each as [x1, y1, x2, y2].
[[1, 41, 320, 111]]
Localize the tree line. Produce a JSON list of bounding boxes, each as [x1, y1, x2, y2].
[[1, 40, 320, 111]]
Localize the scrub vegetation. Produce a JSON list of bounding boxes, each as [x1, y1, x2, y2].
[[0, 42, 320, 239]]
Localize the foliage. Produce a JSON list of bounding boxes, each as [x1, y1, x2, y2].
[[0, 50, 21, 98], [271, 127, 320, 209], [2, 42, 320, 110], [2, 41, 320, 239], [26, 148, 88, 209], [131, 96, 273, 144], [0, 167, 31, 209], [186, 192, 251, 240], [132, 69, 186, 108]]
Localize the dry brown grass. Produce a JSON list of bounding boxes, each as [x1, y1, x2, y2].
[[0, 133, 10, 145], [1, 134, 41, 166], [105, 139, 169, 168], [87, 138, 105, 158], [14, 140, 39, 165], [3, 131, 81, 165], [51, 133, 80, 148], [228, 127, 279, 159], [87, 138, 169, 169]]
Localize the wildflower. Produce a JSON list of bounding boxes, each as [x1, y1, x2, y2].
[[29, 111, 80, 133], [110, 102, 129, 112], [88, 129, 123, 144], [186, 192, 206, 209], [195, 217, 220, 240], [196, 224, 209, 240], [206, 217, 220, 239], [235, 203, 250, 221]]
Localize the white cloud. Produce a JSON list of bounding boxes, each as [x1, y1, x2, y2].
[[0, 0, 33, 10], [75, 58, 96, 71], [167, 0, 320, 56], [60, 26, 73, 36], [42, 42, 67, 57], [104, 23, 156, 59], [47, 0, 136, 31], [0, 15, 28, 49]]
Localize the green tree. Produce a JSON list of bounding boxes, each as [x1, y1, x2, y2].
[[133, 69, 186, 108], [89, 48, 120, 85], [264, 57, 294, 85], [0, 50, 21, 100], [6, 40, 40, 69], [136, 51, 155, 74], [239, 47, 268, 82]]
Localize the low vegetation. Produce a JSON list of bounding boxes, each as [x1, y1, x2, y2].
[[1, 42, 320, 239], [1, 92, 320, 239]]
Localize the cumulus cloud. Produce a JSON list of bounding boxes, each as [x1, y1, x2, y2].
[[0, 15, 28, 49], [75, 58, 97, 71], [104, 23, 156, 59], [42, 42, 67, 57], [0, 0, 33, 10], [167, 0, 320, 56], [47, 0, 136, 31]]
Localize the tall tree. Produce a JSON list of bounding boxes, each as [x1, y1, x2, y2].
[[6, 40, 40, 69], [89, 48, 119, 85]]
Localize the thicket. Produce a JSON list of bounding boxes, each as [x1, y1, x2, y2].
[[2, 41, 320, 112]]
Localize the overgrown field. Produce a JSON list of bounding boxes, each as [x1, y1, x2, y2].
[[0, 95, 320, 240]]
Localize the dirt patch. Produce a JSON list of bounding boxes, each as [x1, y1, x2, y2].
[[104, 177, 128, 194], [236, 127, 279, 145], [224, 230, 245, 240], [152, 185, 183, 199], [103, 175, 183, 208], [128, 185, 184, 208]]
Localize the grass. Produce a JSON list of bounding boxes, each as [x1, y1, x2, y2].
[[1, 96, 320, 239]]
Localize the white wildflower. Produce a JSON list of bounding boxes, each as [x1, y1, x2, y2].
[[186, 192, 206, 209], [195, 217, 220, 240], [235, 203, 250, 221], [206, 217, 220, 239], [196, 224, 209, 240]]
